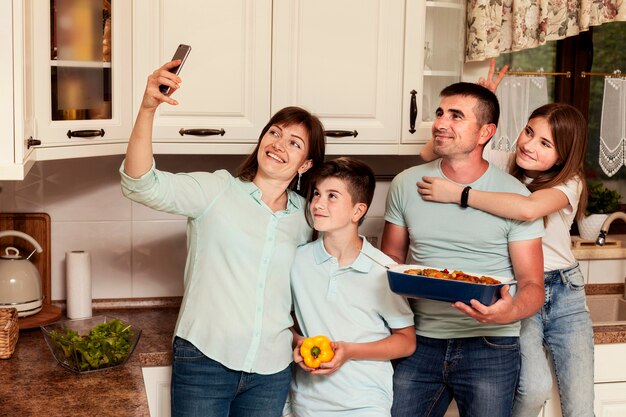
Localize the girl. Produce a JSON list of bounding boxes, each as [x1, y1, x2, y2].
[[417, 103, 594, 417], [121, 60, 326, 417]]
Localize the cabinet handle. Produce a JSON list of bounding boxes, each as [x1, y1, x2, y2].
[[26, 138, 41, 148], [324, 130, 359, 138], [66, 129, 105, 139], [179, 128, 226, 137], [409, 89, 417, 134]]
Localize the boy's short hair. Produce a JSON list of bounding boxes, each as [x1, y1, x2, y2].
[[306, 157, 376, 226], [440, 82, 500, 127]]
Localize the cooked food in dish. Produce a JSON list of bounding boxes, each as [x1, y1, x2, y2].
[[404, 268, 501, 285]]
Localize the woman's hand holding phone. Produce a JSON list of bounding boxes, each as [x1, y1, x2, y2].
[[140, 44, 191, 111], [139, 61, 183, 110]]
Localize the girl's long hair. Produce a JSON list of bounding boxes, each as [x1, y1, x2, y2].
[[510, 103, 588, 220]]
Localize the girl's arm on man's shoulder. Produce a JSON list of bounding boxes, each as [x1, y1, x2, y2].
[[418, 176, 572, 222]]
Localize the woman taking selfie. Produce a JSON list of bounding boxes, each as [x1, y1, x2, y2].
[[121, 59, 326, 417]]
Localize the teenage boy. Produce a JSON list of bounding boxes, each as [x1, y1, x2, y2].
[[289, 157, 416, 417]]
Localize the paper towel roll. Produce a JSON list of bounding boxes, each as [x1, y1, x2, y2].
[[66, 250, 92, 319]]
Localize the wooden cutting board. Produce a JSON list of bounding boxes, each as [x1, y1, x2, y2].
[[0, 213, 62, 330]]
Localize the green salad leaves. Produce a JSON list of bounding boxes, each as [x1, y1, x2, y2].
[[48, 319, 135, 371]]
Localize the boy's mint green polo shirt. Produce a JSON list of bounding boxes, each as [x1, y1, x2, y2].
[[290, 237, 414, 416], [120, 162, 312, 374]]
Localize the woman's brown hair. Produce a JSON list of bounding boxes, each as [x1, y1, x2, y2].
[[510, 103, 588, 220], [237, 106, 326, 197]]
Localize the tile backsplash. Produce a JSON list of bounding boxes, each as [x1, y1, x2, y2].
[[0, 155, 391, 301], [3, 155, 619, 302]]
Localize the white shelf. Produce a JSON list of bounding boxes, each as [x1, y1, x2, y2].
[[423, 70, 461, 77], [50, 60, 112, 68], [425, 1, 464, 10]]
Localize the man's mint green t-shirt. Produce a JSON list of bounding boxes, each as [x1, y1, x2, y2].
[[120, 163, 311, 374], [384, 160, 544, 338]]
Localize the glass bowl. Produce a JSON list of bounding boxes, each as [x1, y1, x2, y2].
[[41, 315, 141, 373]]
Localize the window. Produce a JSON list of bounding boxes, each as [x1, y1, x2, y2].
[[494, 22, 626, 182]]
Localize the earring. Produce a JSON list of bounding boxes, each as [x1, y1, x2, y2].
[[297, 172, 302, 191]]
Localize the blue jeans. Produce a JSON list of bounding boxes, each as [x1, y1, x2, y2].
[[391, 334, 520, 417], [171, 337, 292, 417], [512, 264, 595, 417]]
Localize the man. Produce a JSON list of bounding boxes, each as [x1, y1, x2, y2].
[[382, 82, 545, 417]]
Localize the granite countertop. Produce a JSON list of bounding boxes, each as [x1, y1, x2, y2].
[[0, 307, 179, 417], [1, 294, 624, 417]]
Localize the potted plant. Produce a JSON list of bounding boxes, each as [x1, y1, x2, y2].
[[577, 181, 622, 240]]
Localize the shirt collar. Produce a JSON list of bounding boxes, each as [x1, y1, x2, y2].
[[312, 235, 374, 273], [236, 177, 302, 210]]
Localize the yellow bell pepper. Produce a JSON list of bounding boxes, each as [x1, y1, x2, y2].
[[300, 335, 335, 368]]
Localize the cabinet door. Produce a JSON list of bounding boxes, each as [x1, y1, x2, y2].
[[402, 0, 465, 144], [142, 366, 172, 417], [595, 382, 626, 417], [133, 0, 272, 150], [0, 0, 16, 170], [272, 0, 405, 152], [0, 0, 35, 180], [32, 0, 132, 152]]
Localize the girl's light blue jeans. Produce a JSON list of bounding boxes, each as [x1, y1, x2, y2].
[[171, 337, 292, 417], [512, 264, 595, 417]]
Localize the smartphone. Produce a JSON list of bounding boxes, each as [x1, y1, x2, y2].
[[159, 44, 191, 95]]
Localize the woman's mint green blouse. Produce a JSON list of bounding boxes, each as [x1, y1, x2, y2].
[[120, 163, 312, 374]]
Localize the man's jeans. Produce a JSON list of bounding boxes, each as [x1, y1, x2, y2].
[[391, 334, 520, 417], [171, 337, 291, 417], [512, 264, 595, 417]]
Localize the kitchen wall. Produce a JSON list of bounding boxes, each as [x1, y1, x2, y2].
[[0, 155, 417, 302]]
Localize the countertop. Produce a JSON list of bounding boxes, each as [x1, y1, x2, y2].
[[0, 307, 179, 417], [1, 294, 624, 417], [571, 234, 626, 259]]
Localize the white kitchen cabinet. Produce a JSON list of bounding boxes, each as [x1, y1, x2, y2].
[[594, 382, 626, 416], [0, 0, 35, 180], [132, 0, 272, 154], [539, 343, 626, 417], [402, 0, 465, 145], [30, 0, 132, 160], [272, 0, 406, 155], [143, 366, 172, 417], [4, 0, 468, 171]]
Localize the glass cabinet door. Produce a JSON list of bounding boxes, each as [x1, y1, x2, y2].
[[51, 0, 110, 122], [402, 0, 465, 143], [33, 0, 131, 148], [421, 0, 464, 123]]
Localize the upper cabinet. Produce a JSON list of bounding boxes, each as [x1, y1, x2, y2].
[[272, 0, 405, 154], [132, 0, 272, 154], [2, 0, 467, 179], [31, 0, 132, 158], [402, 0, 465, 144], [0, 0, 35, 180]]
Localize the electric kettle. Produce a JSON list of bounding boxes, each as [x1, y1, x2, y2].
[[0, 230, 44, 317]]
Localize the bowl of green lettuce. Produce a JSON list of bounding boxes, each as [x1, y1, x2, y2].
[[41, 316, 141, 373]]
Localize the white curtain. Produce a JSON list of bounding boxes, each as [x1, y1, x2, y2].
[[490, 76, 549, 152], [600, 77, 626, 177]]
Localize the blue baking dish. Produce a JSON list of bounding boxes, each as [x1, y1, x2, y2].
[[387, 264, 515, 306]]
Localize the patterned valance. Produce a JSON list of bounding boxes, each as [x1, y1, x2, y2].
[[466, 0, 626, 62]]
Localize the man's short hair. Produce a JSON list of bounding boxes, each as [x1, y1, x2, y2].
[[440, 82, 500, 127]]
